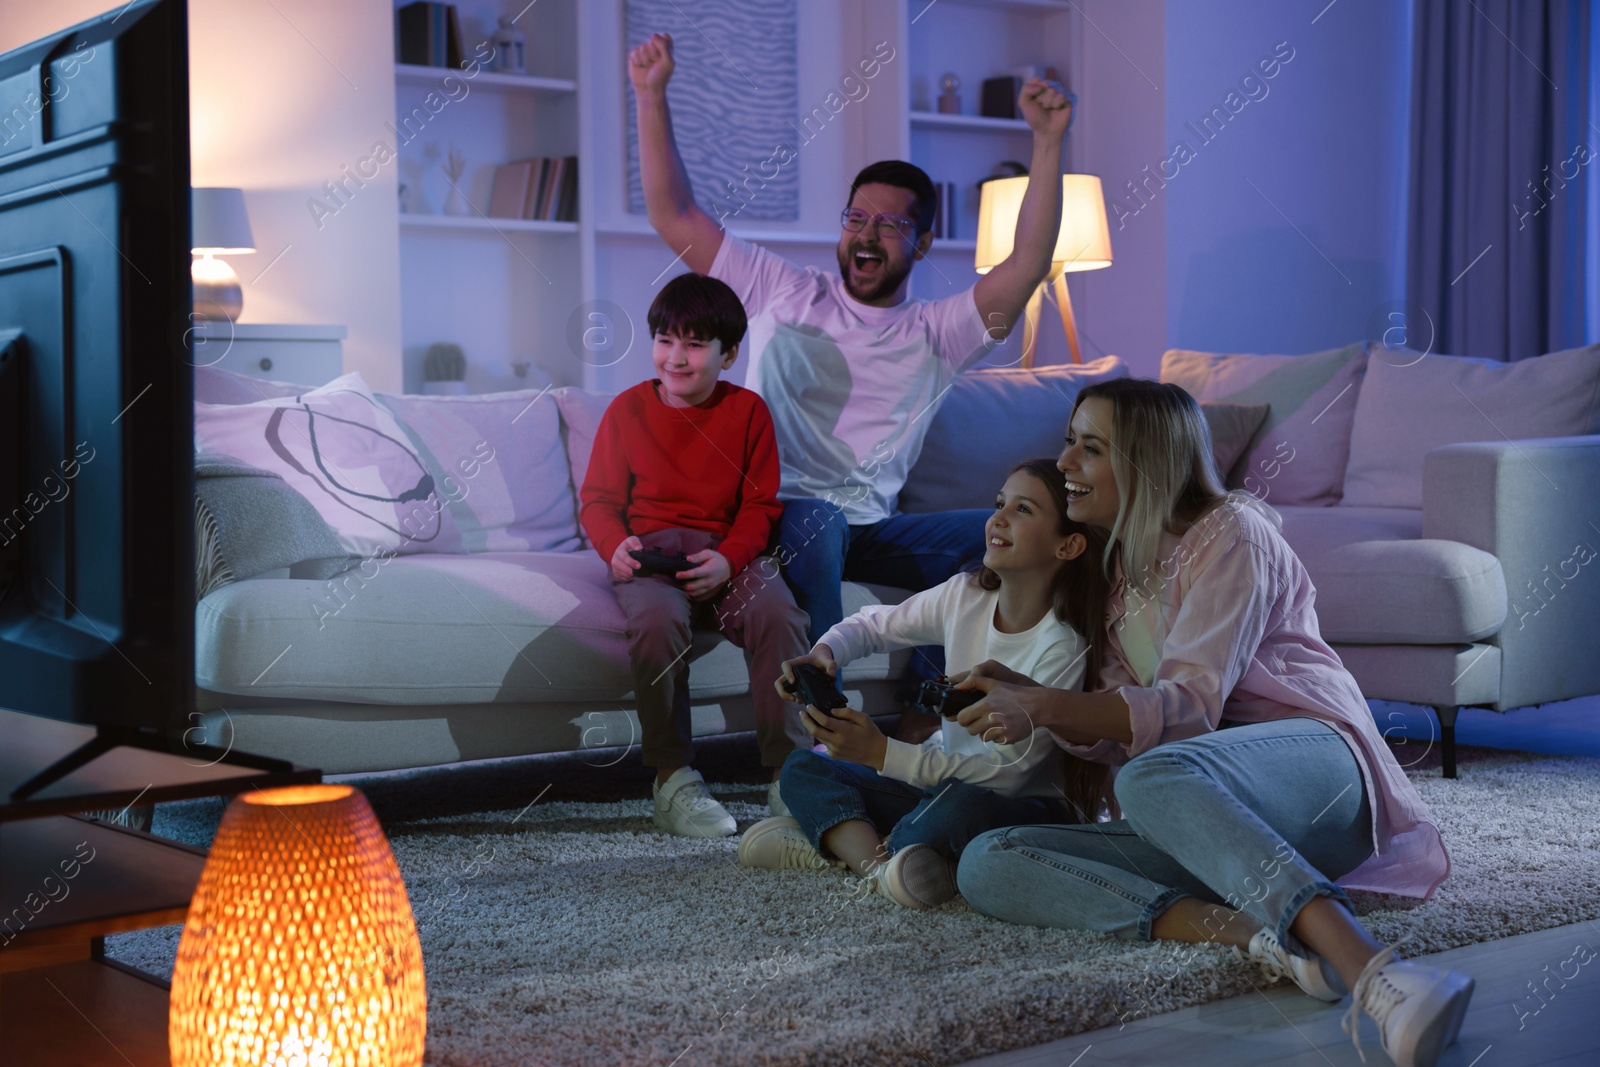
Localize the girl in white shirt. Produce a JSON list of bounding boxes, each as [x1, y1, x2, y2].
[[737, 459, 1112, 910]]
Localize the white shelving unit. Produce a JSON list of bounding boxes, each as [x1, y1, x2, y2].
[[392, 0, 581, 395], [402, 214, 578, 235], [391, 0, 1075, 393], [394, 63, 575, 95]]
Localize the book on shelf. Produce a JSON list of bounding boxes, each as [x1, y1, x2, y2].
[[486, 157, 580, 222], [396, 2, 463, 69], [932, 181, 957, 240], [489, 160, 535, 219]]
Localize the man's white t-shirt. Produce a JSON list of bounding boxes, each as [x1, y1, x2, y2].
[[710, 234, 995, 525]]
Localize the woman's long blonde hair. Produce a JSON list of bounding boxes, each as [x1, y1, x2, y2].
[[1070, 380, 1231, 595]]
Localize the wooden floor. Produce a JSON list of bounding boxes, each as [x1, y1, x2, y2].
[[956, 919, 1599, 1067]]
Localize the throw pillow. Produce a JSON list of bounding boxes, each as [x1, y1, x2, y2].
[[378, 388, 581, 553], [552, 387, 614, 547], [1199, 402, 1272, 482], [1341, 343, 1600, 509], [897, 357, 1129, 514], [194, 372, 462, 557], [1161, 342, 1368, 505]]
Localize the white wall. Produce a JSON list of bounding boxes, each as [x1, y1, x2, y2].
[[1160, 0, 1412, 356], [1069, 0, 1413, 370], [1072, 0, 1168, 379], [0, 0, 404, 392]]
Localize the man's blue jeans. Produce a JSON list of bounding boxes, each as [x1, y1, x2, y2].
[[776, 498, 990, 645], [779, 749, 1074, 860], [956, 718, 1374, 958]]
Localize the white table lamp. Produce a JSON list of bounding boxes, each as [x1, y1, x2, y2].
[[976, 174, 1112, 366], [191, 187, 256, 321]]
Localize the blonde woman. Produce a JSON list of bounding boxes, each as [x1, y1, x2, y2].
[[952, 379, 1471, 1067]]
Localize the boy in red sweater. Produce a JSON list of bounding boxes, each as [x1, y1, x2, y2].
[[580, 274, 810, 837]]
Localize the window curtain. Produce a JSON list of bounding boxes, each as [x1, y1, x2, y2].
[[1406, 0, 1593, 361]]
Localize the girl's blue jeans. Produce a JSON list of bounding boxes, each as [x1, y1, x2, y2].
[[956, 718, 1374, 959], [780, 748, 1074, 860]]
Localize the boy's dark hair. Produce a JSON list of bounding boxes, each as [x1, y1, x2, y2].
[[647, 273, 748, 353], [847, 160, 937, 235], [970, 456, 1117, 824]]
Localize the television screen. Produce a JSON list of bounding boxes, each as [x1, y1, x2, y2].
[[0, 0, 194, 738]]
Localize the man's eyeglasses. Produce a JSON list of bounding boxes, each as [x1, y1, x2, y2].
[[840, 208, 919, 241]]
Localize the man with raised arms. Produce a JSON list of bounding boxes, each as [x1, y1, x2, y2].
[[630, 32, 1074, 731]]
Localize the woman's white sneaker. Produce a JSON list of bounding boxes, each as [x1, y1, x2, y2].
[[1342, 945, 1474, 1067], [651, 767, 736, 837], [1238, 926, 1348, 1002], [739, 816, 837, 870]]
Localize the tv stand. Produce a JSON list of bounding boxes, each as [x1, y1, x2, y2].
[[0, 708, 319, 1066]]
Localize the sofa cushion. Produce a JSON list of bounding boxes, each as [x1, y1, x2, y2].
[[552, 387, 613, 547], [379, 389, 581, 553], [1200, 402, 1271, 481], [194, 372, 462, 557], [898, 357, 1128, 514], [1341, 343, 1600, 509], [1161, 343, 1368, 505], [197, 552, 909, 705], [1274, 504, 1506, 644]]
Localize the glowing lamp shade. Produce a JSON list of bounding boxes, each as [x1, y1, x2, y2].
[[974, 174, 1113, 365], [974, 174, 1112, 275], [170, 784, 426, 1067]]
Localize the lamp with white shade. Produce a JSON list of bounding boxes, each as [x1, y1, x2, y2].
[[975, 174, 1113, 366], [191, 186, 256, 321]]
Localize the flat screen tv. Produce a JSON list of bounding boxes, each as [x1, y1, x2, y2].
[[0, 0, 196, 777]]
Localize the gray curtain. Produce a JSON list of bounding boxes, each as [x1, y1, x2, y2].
[[1407, 0, 1593, 361]]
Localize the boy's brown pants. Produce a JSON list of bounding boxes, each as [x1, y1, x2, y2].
[[611, 527, 811, 770]]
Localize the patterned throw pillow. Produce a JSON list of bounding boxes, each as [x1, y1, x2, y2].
[[195, 372, 461, 557], [1161, 343, 1369, 506], [378, 388, 581, 553]]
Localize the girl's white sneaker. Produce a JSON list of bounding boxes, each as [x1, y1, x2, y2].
[[867, 844, 957, 909], [738, 816, 836, 870]]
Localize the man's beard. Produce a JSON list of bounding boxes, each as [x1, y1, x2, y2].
[[837, 244, 913, 304]]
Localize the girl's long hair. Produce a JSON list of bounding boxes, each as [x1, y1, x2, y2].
[[1070, 379, 1231, 597], [971, 457, 1115, 823]]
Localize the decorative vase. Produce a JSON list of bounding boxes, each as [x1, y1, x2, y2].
[[442, 185, 471, 216], [492, 16, 526, 75]]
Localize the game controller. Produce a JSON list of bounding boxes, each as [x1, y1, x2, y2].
[[783, 664, 849, 717], [628, 548, 695, 578], [915, 678, 984, 719]]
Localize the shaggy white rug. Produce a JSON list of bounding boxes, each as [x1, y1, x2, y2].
[[109, 743, 1600, 1067]]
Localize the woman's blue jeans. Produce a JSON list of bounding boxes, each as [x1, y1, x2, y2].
[[779, 749, 1074, 860], [956, 718, 1374, 959]]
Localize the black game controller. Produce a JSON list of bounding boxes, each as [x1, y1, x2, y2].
[[915, 678, 984, 719], [784, 664, 849, 718], [629, 548, 695, 578]]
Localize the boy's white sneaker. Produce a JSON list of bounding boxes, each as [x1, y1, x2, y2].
[[1238, 926, 1348, 1002], [738, 816, 837, 870], [767, 780, 791, 818], [651, 767, 736, 838], [1342, 946, 1474, 1067], [867, 844, 957, 909]]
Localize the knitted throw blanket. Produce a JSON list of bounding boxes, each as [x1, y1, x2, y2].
[[194, 452, 354, 599]]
